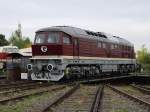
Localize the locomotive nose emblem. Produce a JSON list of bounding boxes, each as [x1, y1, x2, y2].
[[41, 46, 48, 52]]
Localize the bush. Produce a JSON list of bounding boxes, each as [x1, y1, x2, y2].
[[142, 64, 150, 72], [0, 69, 4, 75]]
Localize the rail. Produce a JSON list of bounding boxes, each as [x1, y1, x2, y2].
[[41, 83, 80, 112], [130, 84, 150, 94], [106, 85, 150, 109], [89, 85, 104, 112], [0, 85, 66, 104]]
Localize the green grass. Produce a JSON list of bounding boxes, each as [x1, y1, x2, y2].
[[0, 86, 68, 112], [114, 109, 129, 112], [0, 94, 47, 112]]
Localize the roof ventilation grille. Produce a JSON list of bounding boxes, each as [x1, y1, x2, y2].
[[85, 31, 107, 38]]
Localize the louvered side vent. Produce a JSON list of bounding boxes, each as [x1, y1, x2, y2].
[[113, 36, 120, 38], [96, 32, 107, 38], [85, 30, 107, 38]]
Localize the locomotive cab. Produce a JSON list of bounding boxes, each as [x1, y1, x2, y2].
[[27, 31, 74, 81], [32, 31, 74, 56]]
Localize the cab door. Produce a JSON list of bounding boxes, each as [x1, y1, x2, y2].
[[73, 39, 79, 58]]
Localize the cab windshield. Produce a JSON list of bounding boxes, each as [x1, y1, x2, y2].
[[35, 33, 46, 44], [47, 32, 59, 43], [35, 32, 60, 44]]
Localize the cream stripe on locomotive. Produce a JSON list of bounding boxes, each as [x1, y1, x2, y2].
[[31, 55, 136, 61]]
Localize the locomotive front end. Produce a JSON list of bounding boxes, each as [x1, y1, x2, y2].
[[27, 58, 64, 81], [27, 30, 65, 81]]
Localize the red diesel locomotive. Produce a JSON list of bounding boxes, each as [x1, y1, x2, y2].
[[27, 26, 137, 81]]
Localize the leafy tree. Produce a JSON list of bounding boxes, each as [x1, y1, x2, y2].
[[0, 34, 9, 46], [137, 45, 150, 64], [137, 45, 150, 71], [9, 24, 31, 49]]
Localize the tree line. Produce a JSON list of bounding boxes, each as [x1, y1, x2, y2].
[[0, 24, 31, 49]]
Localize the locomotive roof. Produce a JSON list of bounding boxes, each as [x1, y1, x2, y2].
[[36, 26, 133, 47]]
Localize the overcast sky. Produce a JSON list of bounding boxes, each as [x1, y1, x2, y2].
[[0, 0, 150, 51]]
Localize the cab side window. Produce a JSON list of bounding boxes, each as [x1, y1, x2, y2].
[[63, 34, 71, 45]]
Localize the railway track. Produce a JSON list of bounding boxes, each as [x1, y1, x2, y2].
[[0, 82, 46, 91], [100, 85, 148, 112], [130, 84, 150, 94], [133, 84, 150, 90], [25, 83, 149, 112], [141, 85, 150, 90], [24, 83, 103, 112], [0, 83, 52, 95], [0, 80, 36, 86], [89, 85, 104, 112], [107, 85, 150, 110], [0, 76, 150, 111], [0, 85, 66, 104]]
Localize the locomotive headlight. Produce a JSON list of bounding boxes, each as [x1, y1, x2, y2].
[[47, 64, 53, 71], [27, 64, 32, 71]]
